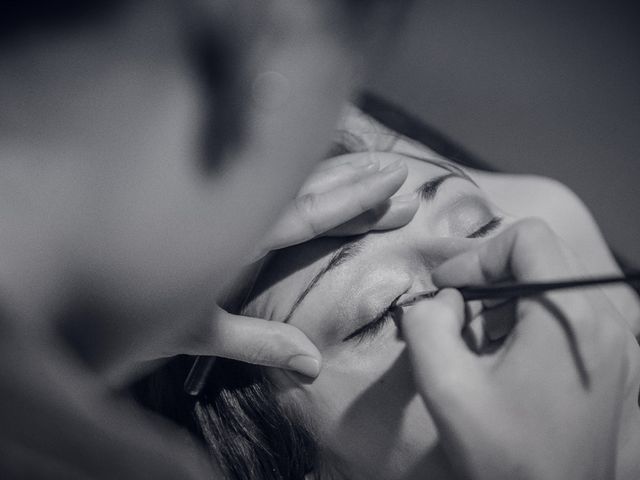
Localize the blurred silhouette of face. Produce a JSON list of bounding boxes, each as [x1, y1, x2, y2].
[[243, 153, 509, 480], [0, 1, 410, 365], [81, 2, 368, 314]]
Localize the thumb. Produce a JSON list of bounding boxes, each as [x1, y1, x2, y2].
[[199, 307, 322, 378], [400, 289, 480, 405]]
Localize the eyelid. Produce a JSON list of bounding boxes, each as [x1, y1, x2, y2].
[[467, 216, 503, 238], [342, 285, 411, 344], [342, 310, 394, 343], [343, 209, 501, 344], [436, 190, 492, 215], [431, 190, 498, 238]]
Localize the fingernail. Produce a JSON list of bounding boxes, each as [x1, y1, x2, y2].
[[288, 355, 321, 378], [391, 192, 419, 203], [381, 159, 405, 174]]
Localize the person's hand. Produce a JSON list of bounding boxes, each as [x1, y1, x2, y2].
[[111, 153, 419, 383], [400, 219, 640, 480], [195, 154, 418, 376], [0, 324, 216, 480], [252, 153, 419, 260], [211, 153, 419, 375]]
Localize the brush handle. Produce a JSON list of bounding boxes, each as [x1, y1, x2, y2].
[[184, 356, 216, 396], [458, 273, 640, 301], [396, 273, 640, 307]]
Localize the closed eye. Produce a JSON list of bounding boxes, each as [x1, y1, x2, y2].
[[467, 216, 503, 238], [343, 216, 504, 343], [343, 309, 394, 343]]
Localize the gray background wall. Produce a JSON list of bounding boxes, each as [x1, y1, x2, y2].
[[365, 0, 639, 267]]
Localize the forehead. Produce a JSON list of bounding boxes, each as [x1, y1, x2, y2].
[[242, 153, 456, 321]]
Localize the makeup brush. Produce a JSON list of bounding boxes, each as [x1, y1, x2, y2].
[[393, 272, 640, 308]]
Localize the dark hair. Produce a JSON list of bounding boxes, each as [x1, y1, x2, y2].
[[134, 355, 320, 480]]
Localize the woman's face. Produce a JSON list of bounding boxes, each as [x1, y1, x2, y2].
[[245, 153, 512, 479]]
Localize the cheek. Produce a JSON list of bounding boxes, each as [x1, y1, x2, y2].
[[304, 340, 450, 479]]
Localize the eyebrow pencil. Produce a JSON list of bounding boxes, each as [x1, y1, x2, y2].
[[185, 272, 640, 396]]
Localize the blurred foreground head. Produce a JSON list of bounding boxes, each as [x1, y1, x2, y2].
[[0, 1, 410, 373]]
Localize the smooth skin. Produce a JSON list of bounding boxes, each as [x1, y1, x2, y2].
[[239, 152, 640, 480]]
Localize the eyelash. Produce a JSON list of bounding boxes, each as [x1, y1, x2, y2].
[[466, 216, 503, 239], [342, 216, 504, 343], [342, 308, 396, 343]]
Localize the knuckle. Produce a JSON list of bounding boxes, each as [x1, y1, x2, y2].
[[295, 192, 319, 216], [294, 193, 323, 235]]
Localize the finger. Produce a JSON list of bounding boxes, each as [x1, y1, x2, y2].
[[431, 218, 583, 340], [433, 218, 574, 288], [326, 193, 419, 236], [431, 218, 618, 379], [400, 289, 481, 402], [312, 152, 378, 173], [430, 218, 597, 336], [199, 308, 322, 378], [263, 160, 409, 251], [298, 156, 380, 196], [400, 290, 504, 464]]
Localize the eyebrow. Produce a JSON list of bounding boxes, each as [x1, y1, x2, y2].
[[419, 172, 460, 200], [282, 240, 365, 323], [282, 164, 472, 323], [402, 154, 478, 187]]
